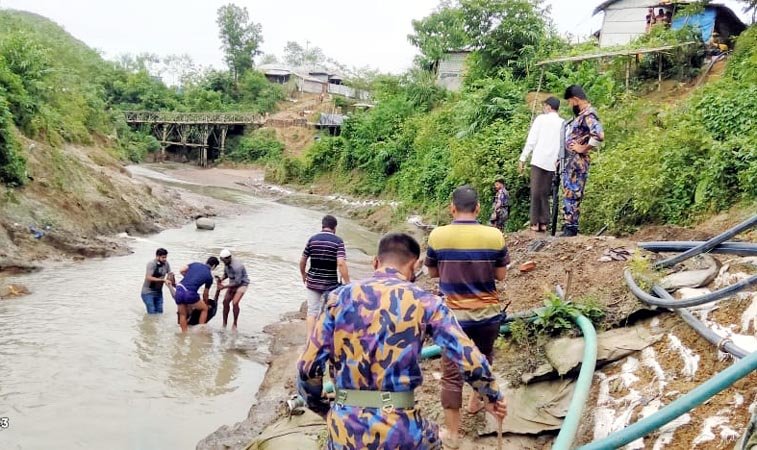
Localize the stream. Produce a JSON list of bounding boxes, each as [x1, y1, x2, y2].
[[0, 166, 378, 449]]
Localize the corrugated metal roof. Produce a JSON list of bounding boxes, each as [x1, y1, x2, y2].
[[319, 113, 346, 126]]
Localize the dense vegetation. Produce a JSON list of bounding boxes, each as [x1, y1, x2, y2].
[[1, 2, 754, 233], [270, 0, 756, 232], [0, 7, 284, 180]]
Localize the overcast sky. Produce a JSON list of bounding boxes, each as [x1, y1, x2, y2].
[[1, 0, 751, 74]]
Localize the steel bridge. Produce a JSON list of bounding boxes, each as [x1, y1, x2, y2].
[[123, 111, 266, 166]]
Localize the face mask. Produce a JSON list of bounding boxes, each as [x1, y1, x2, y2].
[[573, 105, 581, 117]]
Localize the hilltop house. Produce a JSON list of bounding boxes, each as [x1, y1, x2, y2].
[[593, 1, 746, 47], [258, 64, 369, 100], [433, 49, 471, 92]]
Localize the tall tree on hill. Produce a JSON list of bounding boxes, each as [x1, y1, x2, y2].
[[283, 41, 326, 68], [409, 0, 550, 79], [216, 4, 263, 81]]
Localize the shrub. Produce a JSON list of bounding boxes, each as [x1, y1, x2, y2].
[[0, 96, 25, 185], [227, 128, 284, 162]]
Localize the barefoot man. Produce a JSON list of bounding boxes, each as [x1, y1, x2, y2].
[[166, 257, 219, 333], [218, 248, 249, 330]]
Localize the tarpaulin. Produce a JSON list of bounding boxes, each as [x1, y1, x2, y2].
[[672, 8, 716, 42]]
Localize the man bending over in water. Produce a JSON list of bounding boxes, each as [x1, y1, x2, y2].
[[166, 257, 220, 332]]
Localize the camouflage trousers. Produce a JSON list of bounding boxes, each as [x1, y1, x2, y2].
[[562, 153, 590, 230]]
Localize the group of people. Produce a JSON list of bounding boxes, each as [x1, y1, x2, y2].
[[646, 7, 673, 32], [298, 186, 508, 449], [516, 84, 604, 236], [135, 83, 604, 447], [295, 84, 604, 449], [139, 247, 249, 332]]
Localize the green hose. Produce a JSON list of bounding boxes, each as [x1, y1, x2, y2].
[[417, 321, 516, 360], [551, 314, 598, 450], [576, 349, 757, 450]]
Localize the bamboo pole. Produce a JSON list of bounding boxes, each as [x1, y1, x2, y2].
[[531, 67, 545, 120]]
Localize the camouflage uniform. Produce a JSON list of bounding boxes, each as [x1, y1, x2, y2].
[[297, 268, 502, 450], [562, 106, 604, 233], [489, 187, 510, 232]]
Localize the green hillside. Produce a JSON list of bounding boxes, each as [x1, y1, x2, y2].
[[0, 9, 285, 185], [271, 1, 757, 234]]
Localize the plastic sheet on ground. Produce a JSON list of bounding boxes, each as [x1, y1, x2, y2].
[[481, 378, 576, 436], [545, 322, 664, 376], [244, 409, 325, 450]]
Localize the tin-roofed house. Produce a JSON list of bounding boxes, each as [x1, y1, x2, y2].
[[594, 1, 746, 48]]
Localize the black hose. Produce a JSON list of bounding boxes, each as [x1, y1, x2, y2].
[[654, 215, 757, 269], [652, 285, 749, 359], [624, 269, 757, 308], [639, 241, 757, 256]]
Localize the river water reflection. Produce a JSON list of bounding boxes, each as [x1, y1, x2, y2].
[[0, 167, 377, 449]]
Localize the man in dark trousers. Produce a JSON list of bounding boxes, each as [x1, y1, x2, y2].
[[140, 248, 171, 314], [561, 85, 605, 237], [519, 97, 563, 232], [300, 214, 350, 341], [426, 185, 510, 446]]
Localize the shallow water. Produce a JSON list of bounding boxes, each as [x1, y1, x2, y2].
[[0, 167, 376, 449]]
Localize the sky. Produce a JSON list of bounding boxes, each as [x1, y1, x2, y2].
[[0, 0, 752, 74]]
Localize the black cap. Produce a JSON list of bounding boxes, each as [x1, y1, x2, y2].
[[544, 96, 560, 111]]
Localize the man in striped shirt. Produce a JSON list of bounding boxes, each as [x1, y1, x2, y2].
[[425, 185, 509, 447], [300, 215, 350, 341]]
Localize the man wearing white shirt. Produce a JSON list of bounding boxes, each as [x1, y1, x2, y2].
[[518, 97, 564, 232]]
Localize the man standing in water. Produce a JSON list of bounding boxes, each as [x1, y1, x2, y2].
[[140, 248, 171, 314], [166, 257, 219, 333], [218, 248, 249, 330], [297, 233, 506, 449], [426, 185, 509, 446], [562, 85, 605, 237], [300, 215, 350, 340]]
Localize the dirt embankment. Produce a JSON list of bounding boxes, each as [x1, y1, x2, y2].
[[195, 200, 756, 450], [0, 139, 231, 274]]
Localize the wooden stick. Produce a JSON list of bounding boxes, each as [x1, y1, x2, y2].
[[497, 419, 503, 450]]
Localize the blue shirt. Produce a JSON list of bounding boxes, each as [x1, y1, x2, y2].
[[179, 263, 214, 293]]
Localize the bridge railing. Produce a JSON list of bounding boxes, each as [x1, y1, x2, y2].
[[123, 110, 265, 125]]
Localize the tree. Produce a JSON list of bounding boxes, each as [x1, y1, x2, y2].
[[739, 0, 757, 22], [408, 0, 549, 78], [408, 1, 469, 67], [216, 4, 263, 81], [259, 53, 279, 65], [283, 40, 326, 67]]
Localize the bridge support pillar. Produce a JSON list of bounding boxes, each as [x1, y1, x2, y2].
[[159, 124, 169, 162], [219, 126, 229, 160], [198, 125, 211, 168]]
